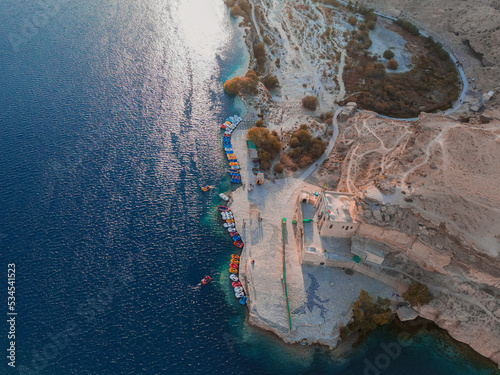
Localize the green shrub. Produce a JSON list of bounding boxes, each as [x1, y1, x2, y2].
[[348, 290, 392, 335], [395, 19, 419, 36], [383, 49, 395, 59], [247, 127, 281, 166]]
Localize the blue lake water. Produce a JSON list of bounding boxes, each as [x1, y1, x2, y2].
[[1, 0, 498, 374]]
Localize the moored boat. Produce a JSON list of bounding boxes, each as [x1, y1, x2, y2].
[[239, 296, 247, 305]]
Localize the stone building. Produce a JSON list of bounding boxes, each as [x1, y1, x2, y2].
[[316, 191, 360, 238]]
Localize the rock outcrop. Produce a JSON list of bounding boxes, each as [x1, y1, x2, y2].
[[331, 111, 500, 366]]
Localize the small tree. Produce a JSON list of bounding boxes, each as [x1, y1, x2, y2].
[[348, 16, 357, 26], [348, 290, 392, 335], [301, 95, 319, 110], [403, 282, 433, 306], [255, 119, 264, 127], [387, 59, 399, 70], [383, 49, 395, 59]]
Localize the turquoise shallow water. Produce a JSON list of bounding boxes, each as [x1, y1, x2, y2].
[[0, 0, 498, 374]]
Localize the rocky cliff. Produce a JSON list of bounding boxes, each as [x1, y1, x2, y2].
[[327, 111, 500, 365]]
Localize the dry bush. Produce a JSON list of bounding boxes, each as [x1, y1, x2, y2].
[[255, 119, 264, 127], [298, 155, 313, 168], [387, 59, 399, 70], [262, 75, 280, 90], [301, 95, 319, 110], [348, 16, 357, 26], [273, 162, 285, 174], [230, 5, 243, 17], [280, 154, 293, 167], [224, 77, 241, 95], [383, 49, 395, 59], [239, 70, 259, 94], [253, 43, 266, 66], [238, 0, 251, 15]]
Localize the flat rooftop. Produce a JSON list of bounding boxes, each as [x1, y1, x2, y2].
[[323, 192, 356, 223]]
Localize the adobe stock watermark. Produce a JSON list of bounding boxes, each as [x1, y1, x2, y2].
[[15, 268, 139, 375], [8, 0, 70, 53], [363, 319, 430, 375]]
